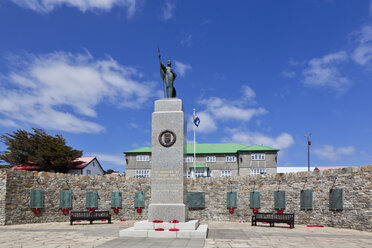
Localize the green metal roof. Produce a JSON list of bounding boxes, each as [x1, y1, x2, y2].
[[124, 143, 279, 154], [238, 144, 280, 152], [124, 146, 152, 154], [191, 164, 209, 169]]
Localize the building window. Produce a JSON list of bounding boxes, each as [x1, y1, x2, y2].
[[196, 169, 207, 177], [250, 168, 267, 175], [185, 156, 193, 163], [251, 153, 265, 160], [226, 156, 236, 162], [136, 155, 150, 161], [87, 170, 91, 175], [135, 169, 150, 178], [92, 161, 95, 167], [187, 171, 191, 178], [221, 170, 231, 177], [206, 156, 216, 162]]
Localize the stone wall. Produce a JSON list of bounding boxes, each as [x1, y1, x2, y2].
[[0, 165, 371, 232]]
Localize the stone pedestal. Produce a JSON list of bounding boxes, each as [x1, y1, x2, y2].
[[148, 98, 187, 222]]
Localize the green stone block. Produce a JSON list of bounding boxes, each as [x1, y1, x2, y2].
[[134, 191, 145, 208], [86, 191, 98, 208], [274, 190, 286, 209], [300, 189, 313, 210], [59, 190, 72, 209], [111, 192, 122, 208], [250, 191, 261, 209], [329, 188, 343, 210], [226, 192, 237, 209], [30, 189, 44, 209], [187, 192, 205, 209]]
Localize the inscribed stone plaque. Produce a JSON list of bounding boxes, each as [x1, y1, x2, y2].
[[300, 189, 313, 210], [59, 190, 72, 209], [250, 191, 261, 209], [329, 188, 343, 210], [134, 191, 145, 208], [226, 192, 237, 209], [274, 190, 286, 209], [187, 192, 205, 209], [86, 191, 98, 208], [111, 192, 122, 208], [30, 189, 44, 208]]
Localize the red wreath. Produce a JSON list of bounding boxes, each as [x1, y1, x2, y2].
[[277, 208, 284, 214], [113, 208, 119, 214], [152, 220, 163, 223], [154, 228, 164, 231], [136, 207, 142, 213], [169, 228, 179, 231], [62, 208, 69, 215], [228, 207, 235, 213], [169, 220, 179, 223], [252, 208, 259, 214], [32, 208, 41, 215], [87, 207, 95, 212]]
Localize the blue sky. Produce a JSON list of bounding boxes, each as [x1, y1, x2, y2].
[[1, 0, 372, 172]]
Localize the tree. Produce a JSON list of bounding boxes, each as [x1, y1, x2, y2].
[[0, 128, 83, 173], [105, 169, 115, 174]]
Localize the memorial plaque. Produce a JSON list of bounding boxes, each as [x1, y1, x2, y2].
[[187, 192, 205, 209], [59, 190, 72, 209], [86, 191, 98, 208], [300, 189, 313, 210], [134, 191, 145, 208], [30, 189, 44, 209], [111, 192, 122, 208], [250, 191, 261, 209], [274, 190, 286, 209], [329, 188, 343, 210], [227, 192, 237, 209]]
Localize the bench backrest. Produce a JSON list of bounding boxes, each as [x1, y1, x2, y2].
[[91, 210, 110, 218], [70, 211, 91, 218]]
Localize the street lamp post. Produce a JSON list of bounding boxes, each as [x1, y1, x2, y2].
[[304, 133, 312, 172]]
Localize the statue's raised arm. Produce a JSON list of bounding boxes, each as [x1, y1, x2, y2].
[[158, 51, 177, 98]]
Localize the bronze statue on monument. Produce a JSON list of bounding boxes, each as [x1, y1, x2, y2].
[[158, 49, 177, 98]]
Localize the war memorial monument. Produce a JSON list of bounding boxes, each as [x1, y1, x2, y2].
[[119, 53, 208, 238]]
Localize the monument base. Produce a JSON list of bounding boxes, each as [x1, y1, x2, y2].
[[119, 220, 208, 239], [148, 203, 187, 222]]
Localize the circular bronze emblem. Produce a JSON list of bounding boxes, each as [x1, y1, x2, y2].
[[158, 130, 176, 147]]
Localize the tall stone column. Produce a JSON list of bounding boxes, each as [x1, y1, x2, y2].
[[148, 98, 188, 222]]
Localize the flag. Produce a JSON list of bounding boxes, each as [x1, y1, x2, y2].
[[193, 113, 200, 127]]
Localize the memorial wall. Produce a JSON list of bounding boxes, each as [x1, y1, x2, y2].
[[0, 165, 370, 232]]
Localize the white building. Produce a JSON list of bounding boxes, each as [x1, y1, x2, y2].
[[68, 157, 104, 176]]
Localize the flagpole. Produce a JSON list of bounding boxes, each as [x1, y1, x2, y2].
[[193, 108, 196, 178]]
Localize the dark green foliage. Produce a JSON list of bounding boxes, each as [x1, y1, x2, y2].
[[105, 169, 115, 174], [0, 128, 83, 173]]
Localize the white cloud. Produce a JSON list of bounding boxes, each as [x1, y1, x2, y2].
[[242, 85, 256, 101], [11, 0, 137, 17], [91, 153, 124, 166], [162, 1, 175, 20], [303, 51, 351, 92], [188, 111, 217, 133], [314, 145, 355, 161], [0, 119, 19, 128], [282, 70, 296, 78], [180, 34, 192, 47], [352, 25, 372, 66], [226, 130, 294, 150], [174, 61, 192, 77], [0, 51, 159, 133]]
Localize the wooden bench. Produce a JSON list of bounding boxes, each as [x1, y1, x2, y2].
[[70, 210, 111, 225], [252, 212, 295, 228]]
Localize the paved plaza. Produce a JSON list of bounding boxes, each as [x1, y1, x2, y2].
[[0, 221, 371, 248]]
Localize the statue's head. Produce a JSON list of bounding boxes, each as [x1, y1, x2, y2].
[[167, 60, 171, 66]]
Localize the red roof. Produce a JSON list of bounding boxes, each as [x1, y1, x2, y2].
[[314, 166, 346, 171], [73, 157, 95, 169], [11, 157, 95, 171]]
